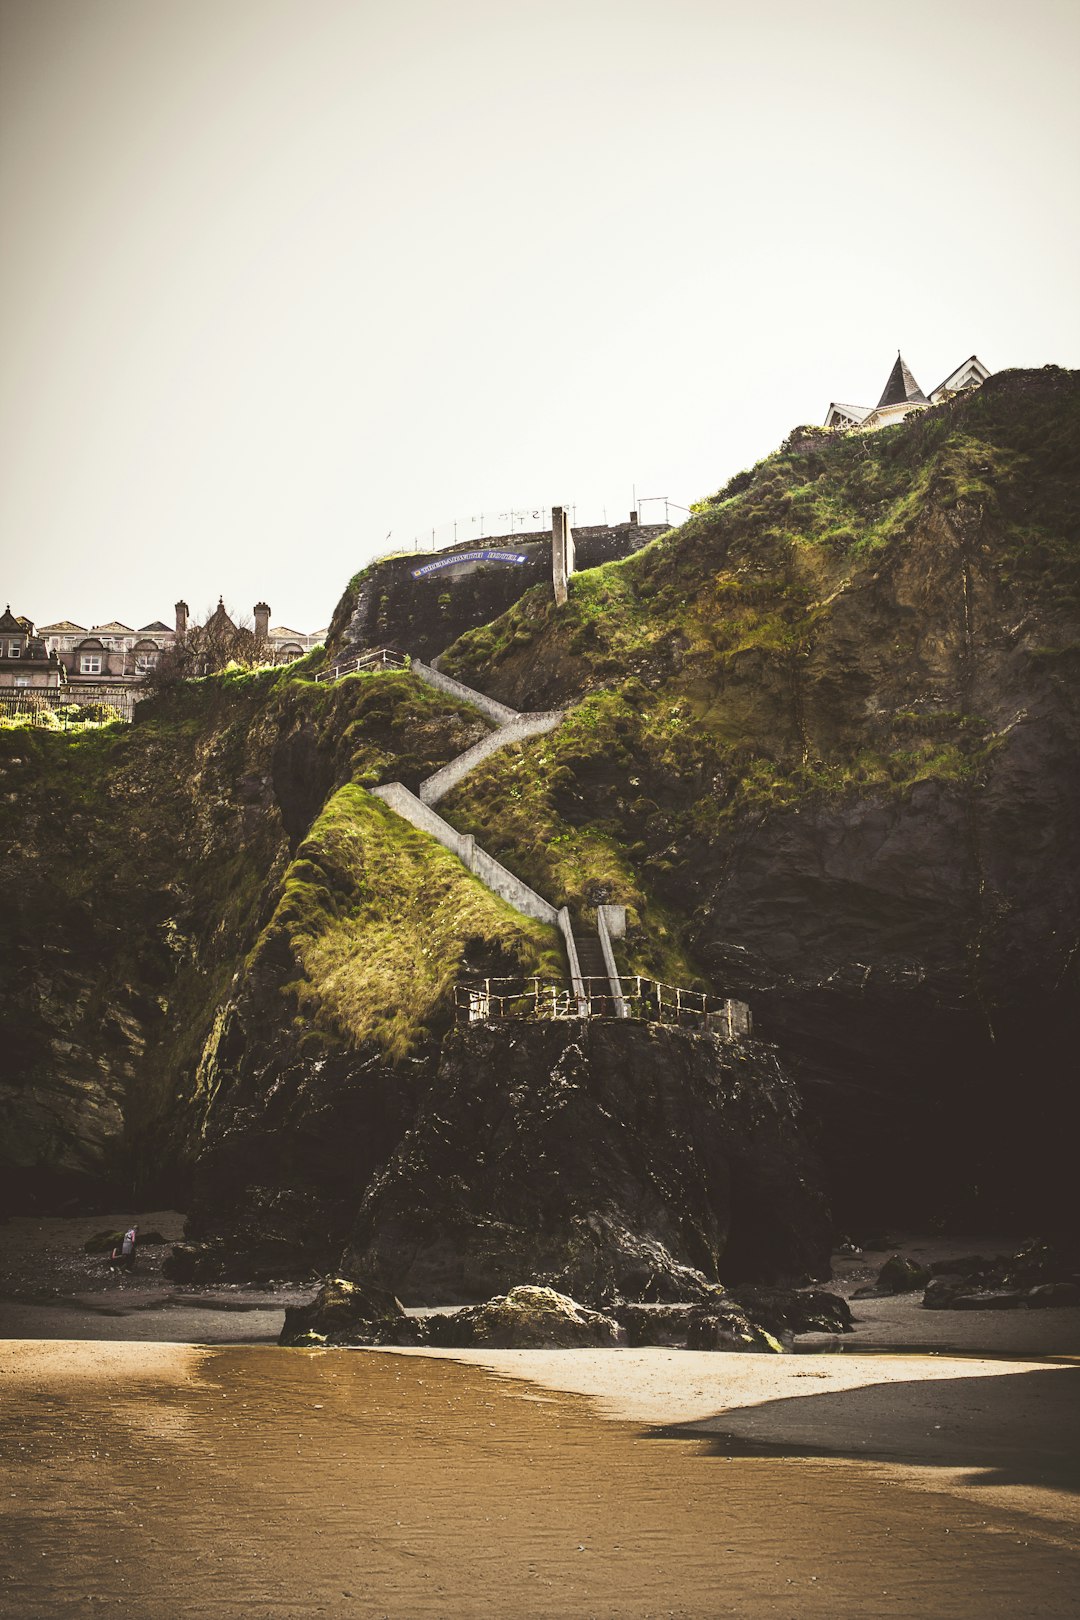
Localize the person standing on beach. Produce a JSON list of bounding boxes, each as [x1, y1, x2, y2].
[[111, 1226, 138, 1270]]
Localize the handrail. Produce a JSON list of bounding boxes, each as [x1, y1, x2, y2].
[[454, 976, 751, 1036], [312, 648, 409, 683]]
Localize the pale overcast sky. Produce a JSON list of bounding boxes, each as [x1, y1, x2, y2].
[[1, 0, 1078, 633]]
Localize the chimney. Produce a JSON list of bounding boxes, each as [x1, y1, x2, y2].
[[175, 600, 189, 636], [629, 510, 638, 526], [254, 601, 270, 639]]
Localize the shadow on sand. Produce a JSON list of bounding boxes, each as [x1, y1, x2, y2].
[[646, 1365, 1080, 1495]]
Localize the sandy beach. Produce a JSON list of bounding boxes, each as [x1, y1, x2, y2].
[[1, 1218, 1078, 1617]]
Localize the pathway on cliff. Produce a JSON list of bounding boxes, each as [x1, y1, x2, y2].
[[357, 656, 626, 1007]]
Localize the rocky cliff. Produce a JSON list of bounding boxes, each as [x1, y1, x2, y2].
[[435, 368, 1080, 1231], [3, 366, 1077, 1276]]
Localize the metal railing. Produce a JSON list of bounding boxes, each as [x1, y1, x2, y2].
[[0, 685, 137, 725], [454, 976, 751, 1035], [312, 648, 410, 683]]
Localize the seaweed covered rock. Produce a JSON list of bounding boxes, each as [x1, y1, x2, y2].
[[728, 1284, 852, 1338], [278, 1276, 424, 1347], [425, 1285, 621, 1349], [685, 1303, 782, 1354], [342, 1019, 831, 1306]]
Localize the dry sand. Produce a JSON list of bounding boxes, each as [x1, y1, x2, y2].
[[2, 1220, 1078, 1616]]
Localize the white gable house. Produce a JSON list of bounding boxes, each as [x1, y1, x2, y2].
[[826, 352, 991, 433]]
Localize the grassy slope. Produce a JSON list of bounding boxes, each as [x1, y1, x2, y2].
[[0, 661, 559, 1185], [435, 370, 1080, 984]]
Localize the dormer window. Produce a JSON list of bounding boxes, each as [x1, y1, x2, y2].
[[7, 641, 20, 657], [80, 655, 102, 675]]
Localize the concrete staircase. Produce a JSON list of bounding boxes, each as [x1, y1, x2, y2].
[[361, 656, 628, 1011]]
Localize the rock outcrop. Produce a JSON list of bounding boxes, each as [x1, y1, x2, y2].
[[425, 1285, 622, 1348], [340, 1019, 831, 1305]]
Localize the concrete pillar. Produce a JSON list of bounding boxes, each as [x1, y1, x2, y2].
[[175, 600, 189, 636], [254, 602, 270, 639], [552, 506, 576, 607]]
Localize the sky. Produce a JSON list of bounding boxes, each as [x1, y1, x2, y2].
[[1, 0, 1078, 634]]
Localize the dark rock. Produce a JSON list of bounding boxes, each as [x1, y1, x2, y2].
[[685, 1303, 782, 1354], [950, 1289, 1028, 1311], [614, 1303, 704, 1347], [728, 1285, 853, 1337], [922, 1276, 965, 1310], [1001, 1239, 1080, 1289], [1026, 1282, 1080, 1309], [341, 1020, 832, 1307], [855, 1253, 931, 1297], [923, 1238, 1080, 1311], [278, 1276, 425, 1347], [929, 1254, 995, 1277], [424, 1286, 621, 1349]]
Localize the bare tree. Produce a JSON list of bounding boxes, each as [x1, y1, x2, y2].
[[142, 601, 272, 689]]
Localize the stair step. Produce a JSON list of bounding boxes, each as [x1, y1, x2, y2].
[[572, 930, 609, 982]]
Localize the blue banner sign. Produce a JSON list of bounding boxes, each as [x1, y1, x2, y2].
[[411, 549, 529, 579]]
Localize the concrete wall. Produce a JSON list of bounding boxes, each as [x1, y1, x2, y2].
[[371, 782, 559, 928], [552, 507, 576, 608], [596, 905, 630, 1018], [419, 709, 563, 806], [558, 908, 586, 1001], [410, 660, 519, 726]]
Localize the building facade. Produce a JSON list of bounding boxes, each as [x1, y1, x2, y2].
[[0, 607, 64, 688], [25, 600, 326, 687]]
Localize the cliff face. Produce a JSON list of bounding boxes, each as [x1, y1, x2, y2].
[[0, 666, 547, 1213], [3, 366, 1077, 1268], [342, 1020, 830, 1304], [435, 370, 1080, 1228]]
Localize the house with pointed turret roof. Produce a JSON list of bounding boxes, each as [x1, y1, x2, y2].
[[825, 352, 991, 433]]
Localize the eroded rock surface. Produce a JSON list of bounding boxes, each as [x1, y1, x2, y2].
[[341, 1020, 831, 1306], [425, 1285, 622, 1349]]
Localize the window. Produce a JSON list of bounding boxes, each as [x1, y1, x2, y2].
[[7, 641, 20, 657], [135, 653, 158, 673], [15, 676, 30, 688], [80, 655, 102, 674]]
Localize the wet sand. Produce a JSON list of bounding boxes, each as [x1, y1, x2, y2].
[[2, 1339, 1078, 1618], [2, 1220, 1079, 1615]]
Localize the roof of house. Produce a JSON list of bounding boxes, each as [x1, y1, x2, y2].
[[827, 401, 872, 423], [0, 605, 27, 634], [38, 620, 87, 634], [139, 620, 172, 633], [269, 626, 307, 639], [876, 354, 928, 409], [930, 353, 990, 397], [205, 597, 237, 632], [90, 621, 136, 635]]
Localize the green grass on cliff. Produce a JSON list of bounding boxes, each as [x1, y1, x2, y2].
[[434, 372, 1080, 986], [256, 785, 561, 1061], [0, 658, 550, 1179]]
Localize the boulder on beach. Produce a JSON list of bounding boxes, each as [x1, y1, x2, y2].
[[855, 1253, 931, 1297], [728, 1285, 852, 1338], [425, 1286, 623, 1349], [278, 1276, 425, 1347], [685, 1303, 782, 1354]]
